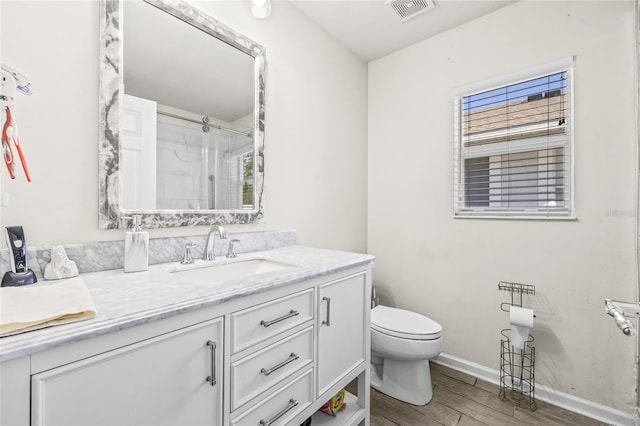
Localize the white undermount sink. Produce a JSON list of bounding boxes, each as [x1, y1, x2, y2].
[[169, 257, 297, 282]]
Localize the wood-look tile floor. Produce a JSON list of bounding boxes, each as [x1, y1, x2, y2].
[[357, 363, 608, 426]]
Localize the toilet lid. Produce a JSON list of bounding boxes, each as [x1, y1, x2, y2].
[[371, 305, 442, 340]]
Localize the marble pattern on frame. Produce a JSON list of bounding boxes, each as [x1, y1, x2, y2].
[[98, 0, 266, 230]]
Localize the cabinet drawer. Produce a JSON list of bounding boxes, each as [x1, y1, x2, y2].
[[231, 288, 314, 353], [232, 327, 313, 411], [231, 369, 313, 426]]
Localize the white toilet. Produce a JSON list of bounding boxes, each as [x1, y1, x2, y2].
[[370, 305, 443, 405]]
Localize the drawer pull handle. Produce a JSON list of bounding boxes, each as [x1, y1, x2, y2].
[[260, 310, 299, 328], [322, 297, 331, 326], [260, 353, 300, 376], [206, 340, 217, 386], [259, 398, 299, 426]]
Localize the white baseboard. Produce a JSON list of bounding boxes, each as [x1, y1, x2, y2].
[[433, 352, 636, 426]]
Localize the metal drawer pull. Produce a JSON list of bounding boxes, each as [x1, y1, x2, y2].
[[322, 297, 331, 326], [206, 340, 217, 386], [259, 398, 299, 426], [260, 310, 299, 327], [260, 353, 300, 376]]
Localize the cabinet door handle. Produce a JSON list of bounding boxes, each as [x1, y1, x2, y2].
[[259, 398, 299, 426], [206, 340, 217, 386], [260, 353, 300, 376], [260, 310, 299, 328], [322, 297, 331, 326]]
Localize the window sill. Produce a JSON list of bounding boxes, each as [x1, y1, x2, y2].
[[453, 214, 577, 221]]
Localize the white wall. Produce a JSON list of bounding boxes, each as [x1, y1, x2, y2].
[[369, 0, 637, 414], [3, 0, 637, 416], [0, 0, 368, 253]]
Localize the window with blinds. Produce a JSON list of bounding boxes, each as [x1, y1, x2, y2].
[[453, 61, 573, 218]]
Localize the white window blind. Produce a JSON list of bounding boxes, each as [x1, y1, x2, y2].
[[453, 61, 573, 218]]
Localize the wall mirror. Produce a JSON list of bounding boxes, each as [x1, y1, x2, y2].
[[99, 0, 266, 229]]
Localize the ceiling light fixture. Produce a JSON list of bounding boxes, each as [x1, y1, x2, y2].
[[251, 0, 271, 19]]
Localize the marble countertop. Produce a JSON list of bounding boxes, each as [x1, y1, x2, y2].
[[0, 246, 374, 362]]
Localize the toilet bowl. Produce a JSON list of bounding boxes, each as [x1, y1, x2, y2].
[[370, 305, 443, 405]]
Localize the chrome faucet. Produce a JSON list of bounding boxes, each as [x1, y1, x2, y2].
[[227, 239, 240, 258], [204, 225, 227, 261], [181, 243, 196, 265]]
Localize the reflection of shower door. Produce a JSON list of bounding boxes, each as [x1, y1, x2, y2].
[[215, 148, 240, 210], [156, 123, 206, 209], [153, 124, 251, 210], [208, 175, 215, 209], [212, 135, 252, 210], [121, 95, 157, 210]]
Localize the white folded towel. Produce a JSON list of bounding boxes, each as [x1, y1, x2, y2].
[[0, 277, 96, 337]]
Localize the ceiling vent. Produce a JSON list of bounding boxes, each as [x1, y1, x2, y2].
[[385, 0, 436, 22]]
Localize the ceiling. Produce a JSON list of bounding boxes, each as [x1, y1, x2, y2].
[[289, 0, 517, 62], [120, 0, 518, 124]]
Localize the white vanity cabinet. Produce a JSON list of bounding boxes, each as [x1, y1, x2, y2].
[[31, 317, 223, 426], [0, 255, 372, 426], [317, 271, 367, 396], [229, 268, 370, 426], [229, 287, 315, 424]]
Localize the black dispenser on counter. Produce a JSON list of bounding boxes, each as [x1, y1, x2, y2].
[[2, 225, 37, 286]]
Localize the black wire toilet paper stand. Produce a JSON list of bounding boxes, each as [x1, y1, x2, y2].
[[498, 281, 537, 411]]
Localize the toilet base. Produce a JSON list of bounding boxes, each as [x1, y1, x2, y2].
[[371, 358, 433, 406]]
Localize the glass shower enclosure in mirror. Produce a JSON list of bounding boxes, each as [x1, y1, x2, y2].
[[98, 0, 266, 229]]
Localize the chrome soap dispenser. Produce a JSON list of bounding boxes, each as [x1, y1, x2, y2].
[[123, 215, 149, 273]]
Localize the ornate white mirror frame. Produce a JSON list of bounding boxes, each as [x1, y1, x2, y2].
[[98, 0, 266, 229]]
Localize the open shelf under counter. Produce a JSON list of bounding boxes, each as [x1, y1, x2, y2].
[[311, 392, 364, 426]]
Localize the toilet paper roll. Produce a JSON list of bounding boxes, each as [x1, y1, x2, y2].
[[510, 306, 534, 349]]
